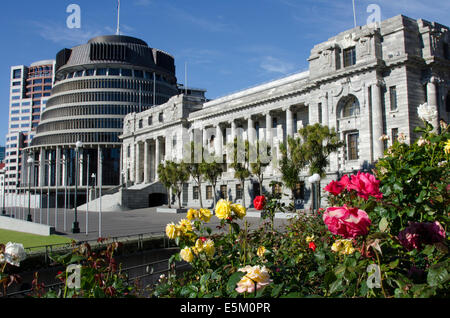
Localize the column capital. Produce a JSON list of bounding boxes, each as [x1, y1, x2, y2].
[[244, 114, 254, 121], [372, 78, 385, 87], [282, 105, 292, 112]]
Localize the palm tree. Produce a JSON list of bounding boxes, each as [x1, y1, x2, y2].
[[250, 140, 271, 196], [279, 136, 307, 200]]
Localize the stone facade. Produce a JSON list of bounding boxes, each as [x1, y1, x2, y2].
[[120, 15, 450, 210]]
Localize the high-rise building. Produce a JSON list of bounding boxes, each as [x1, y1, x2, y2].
[[5, 60, 55, 192], [26, 35, 178, 207]]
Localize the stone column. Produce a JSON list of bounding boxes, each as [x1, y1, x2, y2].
[[372, 80, 384, 160], [285, 106, 294, 138], [247, 116, 254, 144], [231, 120, 236, 142], [322, 93, 329, 127], [215, 123, 223, 157], [144, 140, 149, 183], [135, 142, 141, 183], [427, 76, 440, 132], [202, 126, 208, 147], [155, 137, 160, 181], [62, 150, 67, 187], [39, 148, 45, 187], [265, 111, 272, 144]]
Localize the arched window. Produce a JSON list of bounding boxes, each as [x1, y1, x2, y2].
[[338, 95, 360, 118]]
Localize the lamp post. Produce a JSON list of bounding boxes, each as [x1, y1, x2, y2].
[[308, 173, 321, 211], [72, 141, 82, 233], [27, 156, 34, 222]]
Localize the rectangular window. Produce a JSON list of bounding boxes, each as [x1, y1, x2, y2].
[[11, 88, 20, 93], [34, 79, 42, 84], [138, 119, 143, 129], [12, 81, 21, 86], [134, 70, 143, 78], [343, 47, 356, 67], [220, 185, 227, 199], [206, 185, 213, 200], [13, 69, 21, 79], [392, 128, 399, 144], [159, 112, 163, 123], [11, 96, 20, 100], [347, 132, 359, 160], [121, 69, 132, 77], [148, 116, 152, 126], [236, 184, 242, 200], [389, 86, 397, 111], [108, 68, 120, 76], [96, 68, 107, 76], [193, 186, 199, 200], [318, 103, 322, 124]]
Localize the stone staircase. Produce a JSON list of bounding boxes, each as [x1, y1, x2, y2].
[[77, 181, 167, 212]]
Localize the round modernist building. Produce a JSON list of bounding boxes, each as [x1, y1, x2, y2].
[[26, 35, 178, 200]]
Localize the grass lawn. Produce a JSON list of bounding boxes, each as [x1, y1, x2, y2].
[[0, 229, 74, 251]]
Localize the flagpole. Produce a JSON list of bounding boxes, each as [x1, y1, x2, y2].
[[116, 0, 121, 35], [352, 0, 357, 28]]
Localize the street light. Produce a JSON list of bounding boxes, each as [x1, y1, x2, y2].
[[308, 173, 321, 211], [72, 141, 83, 233], [27, 156, 34, 222]]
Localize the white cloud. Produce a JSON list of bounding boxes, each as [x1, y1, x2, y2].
[[259, 56, 295, 74], [32, 21, 104, 45]]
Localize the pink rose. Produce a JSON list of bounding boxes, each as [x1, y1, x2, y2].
[[347, 172, 383, 200], [339, 174, 351, 189], [323, 205, 371, 238], [324, 180, 344, 196]]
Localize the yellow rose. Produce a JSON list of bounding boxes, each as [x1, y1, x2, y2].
[[331, 239, 355, 255], [215, 199, 232, 219], [445, 140, 450, 155], [231, 204, 246, 219], [204, 239, 215, 258], [193, 238, 204, 255], [199, 208, 212, 222], [177, 219, 193, 233], [257, 246, 266, 258], [306, 235, 315, 243], [186, 208, 199, 220], [180, 247, 194, 263], [165, 223, 178, 239]]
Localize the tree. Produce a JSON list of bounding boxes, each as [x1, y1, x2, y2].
[[298, 123, 344, 178], [201, 150, 224, 209], [279, 136, 307, 200], [229, 137, 251, 208], [186, 141, 206, 208], [158, 162, 174, 208], [250, 140, 271, 196], [170, 161, 190, 209]]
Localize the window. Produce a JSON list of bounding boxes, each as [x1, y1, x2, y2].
[[220, 185, 227, 199], [340, 95, 360, 117], [389, 86, 397, 111], [206, 185, 213, 200], [294, 182, 305, 199], [347, 132, 359, 160], [109, 68, 120, 76], [148, 116, 152, 126], [44, 78, 53, 83], [85, 69, 94, 76], [11, 103, 20, 107], [272, 182, 283, 195], [12, 88, 20, 93], [193, 186, 199, 200], [138, 119, 143, 129], [318, 103, 322, 124], [121, 69, 132, 77], [12, 81, 21, 86], [134, 70, 143, 78], [158, 112, 163, 123], [96, 68, 107, 76], [343, 47, 356, 67], [236, 184, 242, 200], [13, 69, 21, 79], [392, 128, 399, 144]]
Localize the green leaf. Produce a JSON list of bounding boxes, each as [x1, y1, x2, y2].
[[226, 271, 245, 294], [281, 292, 303, 298], [271, 283, 284, 297], [379, 217, 389, 232], [427, 262, 450, 287], [389, 259, 399, 269], [329, 278, 343, 295]]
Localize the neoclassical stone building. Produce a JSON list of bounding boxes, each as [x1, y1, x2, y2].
[[120, 15, 450, 210]]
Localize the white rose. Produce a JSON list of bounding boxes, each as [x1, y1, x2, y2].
[[4, 242, 26, 267], [417, 103, 437, 123]]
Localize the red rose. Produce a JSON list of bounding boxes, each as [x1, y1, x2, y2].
[[308, 241, 317, 251], [339, 174, 351, 188], [324, 180, 344, 196], [253, 195, 266, 210]]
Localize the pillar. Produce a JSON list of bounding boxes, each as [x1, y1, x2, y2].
[[55, 147, 61, 187], [215, 123, 223, 157], [427, 77, 440, 132], [372, 80, 384, 160], [155, 137, 160, 181], [285, 106, 294, 138], [322, 94, 329, 127], [135, 142, 141, 183], [247, 116, 254, 144], [144, 140, 149, 183], [39, 148, 45, 187]]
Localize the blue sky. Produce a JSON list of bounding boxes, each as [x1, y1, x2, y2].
[[1, 0, 450, 145]]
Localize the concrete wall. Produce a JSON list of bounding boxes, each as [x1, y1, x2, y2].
[[0, 215, 55, 236]]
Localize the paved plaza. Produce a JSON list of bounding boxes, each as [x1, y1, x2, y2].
[[3, 206, 292, 243]]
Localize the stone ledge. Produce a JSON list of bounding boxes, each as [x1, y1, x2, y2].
[[156, 207, 187, 214], [0, 215, 55, 236]]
